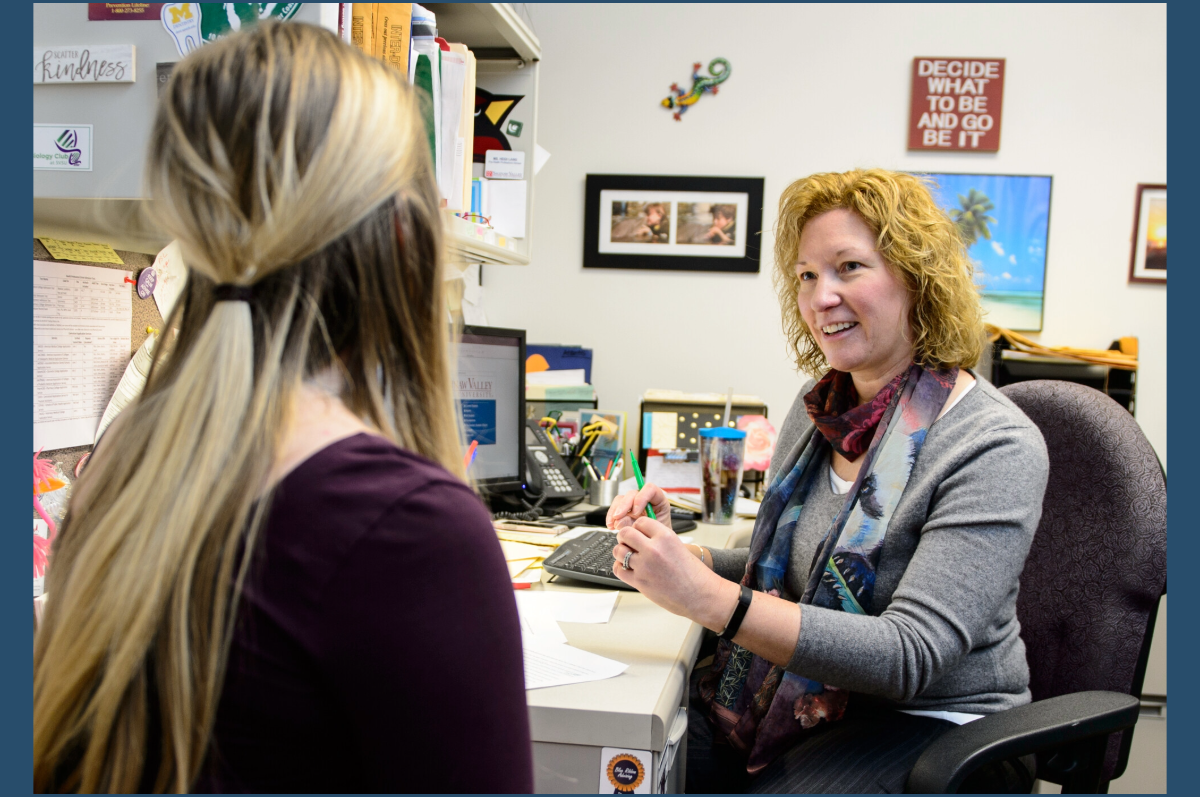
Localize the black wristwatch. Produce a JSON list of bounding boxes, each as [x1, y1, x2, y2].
[[720, 584, 753, 641]]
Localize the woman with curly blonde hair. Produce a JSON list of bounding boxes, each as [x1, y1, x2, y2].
[[608, 169, 1048, 792], [34, 22, 531, 793]]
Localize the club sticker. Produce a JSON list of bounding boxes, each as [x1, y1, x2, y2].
[[137, 267, 157, 299], [600, 748, 649, 794]]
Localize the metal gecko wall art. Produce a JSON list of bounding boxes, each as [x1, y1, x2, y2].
[[661, 58, 730, 120]]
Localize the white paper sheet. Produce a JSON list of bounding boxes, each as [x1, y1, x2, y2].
[[515, 590, 619, 624], [645, 455, 702, 492], [151, 240, 188, 323], [488, 179, 527, 238], [517, 598, 569, 645], [525, 369, 586, 386], [34, 260, 132, 451], [438, 51, 466, 201], [522, 635, 628, 690], [462, 295, 488, 325], [461, 263, 482, 305], [534, 143, 551, 175]]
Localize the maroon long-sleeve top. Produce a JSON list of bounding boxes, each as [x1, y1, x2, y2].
[[194, 433, 532, 792]]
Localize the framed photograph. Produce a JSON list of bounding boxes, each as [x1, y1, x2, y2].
[[584, 175, 764, 273], [919, 172, 1053, 332], [1128, 184, 1166, 284]]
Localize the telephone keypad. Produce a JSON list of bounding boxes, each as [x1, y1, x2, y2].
[[545, 467, 571, 493]]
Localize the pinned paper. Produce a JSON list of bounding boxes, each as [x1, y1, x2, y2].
[[150, 240, 187, 322], [488, 180, 527, 238], [484, 150, 525, 180], [533, 143, 551, 175], [38, 238, 123, 264]]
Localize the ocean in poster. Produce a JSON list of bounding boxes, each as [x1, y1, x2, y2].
[[922, 173, 1052, 332]]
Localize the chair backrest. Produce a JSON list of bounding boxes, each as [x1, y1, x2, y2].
[[1000, 380, 1166, 782]]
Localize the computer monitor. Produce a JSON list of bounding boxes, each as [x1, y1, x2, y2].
[[457, 325, 526, 493]]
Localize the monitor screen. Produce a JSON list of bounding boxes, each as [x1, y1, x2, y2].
[[457, 325, 525, 491]]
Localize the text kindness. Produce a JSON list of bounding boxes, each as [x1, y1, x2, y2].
[[35, 47, 132, 83]]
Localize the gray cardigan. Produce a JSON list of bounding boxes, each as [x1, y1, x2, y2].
[[709, 375, 1049, 714]]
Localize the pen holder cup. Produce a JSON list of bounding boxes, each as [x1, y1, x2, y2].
[[699, 427, 746, 525], [589, 479, 621, 507]]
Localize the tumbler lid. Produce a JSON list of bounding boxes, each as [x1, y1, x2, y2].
[[699, 427, 746, 439]]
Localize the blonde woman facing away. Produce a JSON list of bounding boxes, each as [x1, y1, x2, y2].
[[608, 169, 1049, 793], [33, 23, 531, 793]]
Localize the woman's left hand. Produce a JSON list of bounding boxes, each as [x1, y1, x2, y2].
[[612, 516, 738, 626]]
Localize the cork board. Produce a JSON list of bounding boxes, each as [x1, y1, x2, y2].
[[34, 238, 166, 478]]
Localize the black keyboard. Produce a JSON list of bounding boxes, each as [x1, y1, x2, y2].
[[542, 530, 635, 590]]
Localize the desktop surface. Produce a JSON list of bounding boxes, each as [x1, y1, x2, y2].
[[523, 511, 754, 787]]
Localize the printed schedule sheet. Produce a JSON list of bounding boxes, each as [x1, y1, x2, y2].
[[34, 260, 131, 451]]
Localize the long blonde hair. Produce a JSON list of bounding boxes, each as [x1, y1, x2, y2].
[[33, 22, 463, 793], [774, 168, 985, 375]]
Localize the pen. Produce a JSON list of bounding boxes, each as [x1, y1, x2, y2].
[[512, 581, 532, 590], [464, 440, 479, 469], [604, 459, 614, 479], [628, 449, 656, 520]]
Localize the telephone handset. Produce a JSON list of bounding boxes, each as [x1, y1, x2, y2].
[[523, 419, 586, 508]]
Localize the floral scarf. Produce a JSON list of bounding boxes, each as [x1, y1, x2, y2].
[[698, 362, 957, 774]]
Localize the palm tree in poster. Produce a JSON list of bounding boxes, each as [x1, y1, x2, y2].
[[951, 189, 997, 247]]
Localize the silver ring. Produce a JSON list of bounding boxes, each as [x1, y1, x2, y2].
[[622, 551, 634, 570]]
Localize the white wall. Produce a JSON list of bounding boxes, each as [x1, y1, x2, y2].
[[483, 3, 1167, 463]]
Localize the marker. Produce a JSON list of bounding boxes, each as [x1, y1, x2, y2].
[[604, 458, 614, 479], [628, 449, 656, 520], [512, 581, 532, 590]]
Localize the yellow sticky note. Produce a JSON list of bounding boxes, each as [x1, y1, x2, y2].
[[38, 238, 124, 265]]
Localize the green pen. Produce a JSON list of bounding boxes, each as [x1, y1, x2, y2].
[[628, 449, 657, 520]]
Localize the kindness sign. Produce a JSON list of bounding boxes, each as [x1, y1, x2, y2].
[[907, 57, 1005, 152], [34, 45, 136, 83]]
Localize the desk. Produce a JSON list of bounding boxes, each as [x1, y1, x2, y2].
[[525, 514, 755, 793]]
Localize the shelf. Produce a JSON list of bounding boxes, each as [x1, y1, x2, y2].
[[444, 212, 529, 266], [33, 197, 532, 269], [34, 197, 170, 256], [424, 3, 541, 62]]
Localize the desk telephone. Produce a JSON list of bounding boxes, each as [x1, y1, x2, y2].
[[523, 420, 586, 507]]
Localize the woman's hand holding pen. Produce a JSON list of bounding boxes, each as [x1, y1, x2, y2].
[[606, 483, 672, 531], [606, 481, 736, 630], [608, 513, 738, 629]]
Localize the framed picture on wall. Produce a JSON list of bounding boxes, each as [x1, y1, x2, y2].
[[583, 175, 765, 273], [918, 172, 1053, 332], [1128, 184, 1166, 284]]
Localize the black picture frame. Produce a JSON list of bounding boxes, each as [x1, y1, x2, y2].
[[583, 174, 765, 273]]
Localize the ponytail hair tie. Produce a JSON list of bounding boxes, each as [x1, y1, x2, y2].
[[212, 284, 254, 303]]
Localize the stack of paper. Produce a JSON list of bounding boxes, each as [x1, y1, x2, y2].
[[500, 539, 555, 579], [521, 636, 628, 690], [513, 590, 628, 689], [668, 493, 762, 518]]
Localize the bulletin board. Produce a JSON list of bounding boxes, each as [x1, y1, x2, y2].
[[34, 238, 165, 477]]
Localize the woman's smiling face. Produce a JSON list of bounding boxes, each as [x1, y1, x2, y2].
[[795, 209, 914, 393]]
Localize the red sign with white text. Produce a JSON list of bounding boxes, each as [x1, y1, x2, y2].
[[88, 4, 164, 21], [908, 57, 1005, 151]]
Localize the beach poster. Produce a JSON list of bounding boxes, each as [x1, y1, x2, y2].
[[923, 173, 1052, 331]]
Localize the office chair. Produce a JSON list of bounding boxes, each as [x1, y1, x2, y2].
[[907, 380, 1167, 793]]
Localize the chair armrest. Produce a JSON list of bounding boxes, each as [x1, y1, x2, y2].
[[906, 691, 1139, 793]]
